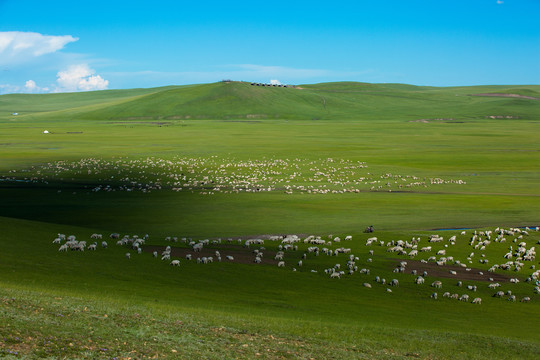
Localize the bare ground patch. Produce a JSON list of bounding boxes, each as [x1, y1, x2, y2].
[[472, 93, 540, 100], [395, 259, 516, 282]]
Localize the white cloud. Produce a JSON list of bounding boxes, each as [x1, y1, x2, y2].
[[0, 84, 20, 94], [55, 64, 109, 92], [270, 79, 282, 85], [0, 31, 78, 65], [23, 80, 49, 93], [25, 80, 38, 91], [497, 0, 504, 4]]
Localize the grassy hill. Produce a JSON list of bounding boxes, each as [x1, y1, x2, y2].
[[2, 81, 539, 122], [1, 81, 540, 359]]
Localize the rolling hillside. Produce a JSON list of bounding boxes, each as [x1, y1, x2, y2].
[[2, 81, 539, 122]]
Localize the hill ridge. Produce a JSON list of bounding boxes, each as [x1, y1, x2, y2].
[[2, 81, 539, 121]]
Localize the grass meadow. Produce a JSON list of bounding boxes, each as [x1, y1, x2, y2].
[[0, 82, 539, 359]]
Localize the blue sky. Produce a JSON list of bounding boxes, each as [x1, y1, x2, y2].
[[0, 0, 539, 93]]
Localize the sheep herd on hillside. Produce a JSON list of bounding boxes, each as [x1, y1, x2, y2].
[[2, 156, 466, 195], [52, 226, 540, 305]]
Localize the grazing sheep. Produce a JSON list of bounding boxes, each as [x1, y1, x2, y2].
[[330, 272, 341, 279], [125, 252, 131, 259], [58, 244, 68, 252], [415, 276, 425, 285], [363, 283, 372, 288], [471, 297, 482, 304], [277, 261, 285, 267], [521, 297, 531, 303], [53, 238, 62, 244], [508, 295, 516, 302], [186, 254, 192, 260], [460, 294, 469, 302], [432, 281, 443, 289], [170, 260, 180, 266], [431, 292, 438, 300], [390, 279, 399, 287]]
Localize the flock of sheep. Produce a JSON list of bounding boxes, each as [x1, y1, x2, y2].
[[52, 225, 539, 305], [3, 156, 466, 195]]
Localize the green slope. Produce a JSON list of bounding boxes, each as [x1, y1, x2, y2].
[[2, 81, 540, 122]]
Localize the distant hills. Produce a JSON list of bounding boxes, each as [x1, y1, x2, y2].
[[1, 81, 539, 121]]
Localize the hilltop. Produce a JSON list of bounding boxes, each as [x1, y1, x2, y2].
[[1, 81, 539, 122]]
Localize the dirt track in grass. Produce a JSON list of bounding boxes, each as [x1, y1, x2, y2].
[[393, 258, 516, 283]]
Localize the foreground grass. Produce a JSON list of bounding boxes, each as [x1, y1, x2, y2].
[[1, 287, 538, 360], [0, 215, 539, 359]]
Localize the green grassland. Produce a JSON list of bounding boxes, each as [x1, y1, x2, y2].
[[1, 81, 539, 359]]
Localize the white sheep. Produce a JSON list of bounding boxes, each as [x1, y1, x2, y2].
[[277, 261, 285, 267], [431, 281, 442, 289], [125, 252, 131, 259], [170, 260, 180, 266], [471, 297, 482, 304]]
